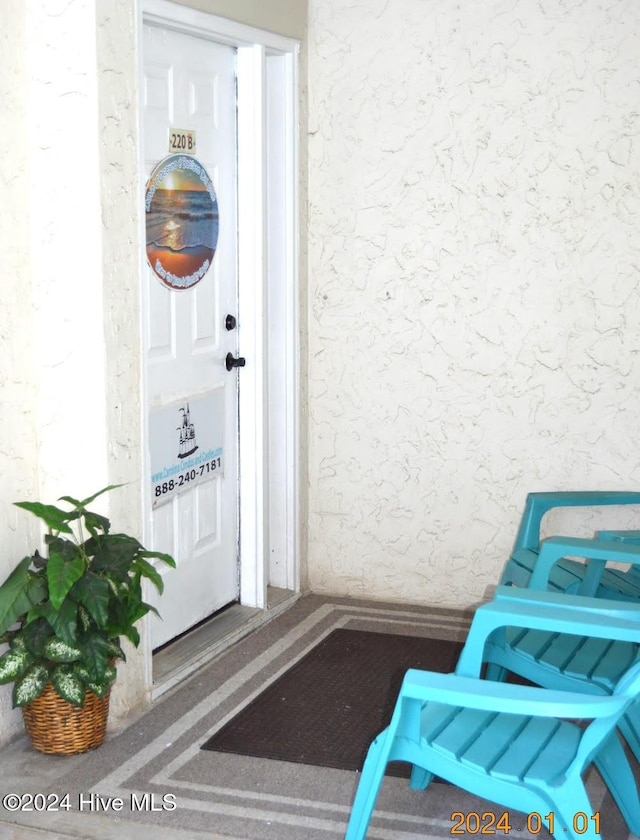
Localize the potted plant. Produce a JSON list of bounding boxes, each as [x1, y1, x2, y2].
[[0, 485, 175, 754]]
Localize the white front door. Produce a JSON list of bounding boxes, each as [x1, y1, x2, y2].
[[142, 22, 240, 650]]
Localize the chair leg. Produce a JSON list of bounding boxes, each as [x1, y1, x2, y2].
[[485, 662, 508, 681], [550, 785, 600, 840], [595, 733, 640, 835], [619, 707, 640, 765], [345, 729, 394, 840], [409, 765, 434, 790]]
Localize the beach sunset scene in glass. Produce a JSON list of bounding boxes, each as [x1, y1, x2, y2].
[[145, 154, 219, 289]]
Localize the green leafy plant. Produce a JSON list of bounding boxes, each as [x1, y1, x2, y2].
[[0, 485, 175, 708]]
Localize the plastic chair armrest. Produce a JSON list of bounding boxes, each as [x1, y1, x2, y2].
[[513, 491, 640, 552], [493, 585, 640, 620], [456, 588, 640, 677], [529, 536, 640, 592], [598, 530, 640, 545], [400, 669, 624, 719]]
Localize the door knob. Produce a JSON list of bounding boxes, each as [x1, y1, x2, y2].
[[226, 352, 246, 371], [225, 314, 237, 331]]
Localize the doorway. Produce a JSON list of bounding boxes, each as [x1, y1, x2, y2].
[[140, 1, 300, 676]]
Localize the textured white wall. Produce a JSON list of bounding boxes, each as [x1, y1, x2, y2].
[[0, 0, 39, 746], [96, 0, 148, 727], [307, 0, 640, 606], [0, 0, 145, 747], [28, 0, 108, 498]]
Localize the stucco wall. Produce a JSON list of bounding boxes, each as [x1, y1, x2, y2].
[[96, 0, 149, 725], [307, 0, 640, 606], [0, 0, 39, 746], [0, 0, 146, 747]]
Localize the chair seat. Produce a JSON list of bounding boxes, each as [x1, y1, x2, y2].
[[500, 629, 639, 691], [484, 627, 640, 774], [421, 702, 580, 785], [505, 549, 640, 601], [598, 565, 640, 600], [507, 550, 585, 593]]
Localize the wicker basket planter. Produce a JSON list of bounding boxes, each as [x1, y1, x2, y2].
[[0, 487, 174, 750], [22, 683, 111, 756]]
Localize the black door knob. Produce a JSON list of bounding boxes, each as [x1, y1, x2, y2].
[[225, 314, 237, 331], [226, 352, 246, 371]]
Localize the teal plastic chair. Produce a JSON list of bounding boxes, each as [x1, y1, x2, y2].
[[456, 586, 640, 834], [345, 637, 640, 840], [501, 490, 640, 599]]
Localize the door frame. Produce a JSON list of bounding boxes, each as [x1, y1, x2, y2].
[[139, 0, 300, 667]]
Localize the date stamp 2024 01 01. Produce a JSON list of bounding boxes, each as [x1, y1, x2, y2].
[[451, 811, 601, 836]]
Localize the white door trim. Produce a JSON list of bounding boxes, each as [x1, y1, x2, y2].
[[139, 0, 300, 668], [141, 0, 299, 52], [236, 44, 267, 608], [237, 38, 300, 606]]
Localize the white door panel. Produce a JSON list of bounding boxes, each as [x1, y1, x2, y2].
[[143, 23, 239, 649]]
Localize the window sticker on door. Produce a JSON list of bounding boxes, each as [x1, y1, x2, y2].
[[145, 153, 219, 290], [150, 391, 224, 508]]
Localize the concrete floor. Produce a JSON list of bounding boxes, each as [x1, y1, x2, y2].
[[0, 590, 631, 840], [0, 592, 300, 840], [0, 698, 236, 840]]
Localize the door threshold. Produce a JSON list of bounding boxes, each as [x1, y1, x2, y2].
[[151, 587, 299, 698]]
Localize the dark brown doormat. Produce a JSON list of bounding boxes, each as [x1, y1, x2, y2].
[[201, 628, 462, 774]]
